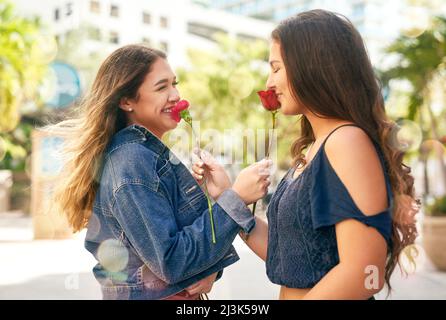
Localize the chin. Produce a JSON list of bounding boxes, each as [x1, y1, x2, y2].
[[280, 106, 298, 115], [280, 100, 303, 115], [166, 121, 178, 131]]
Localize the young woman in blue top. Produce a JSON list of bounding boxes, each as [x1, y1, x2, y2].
[[193, 10, 419, 299], [50, 44, 272, 300]]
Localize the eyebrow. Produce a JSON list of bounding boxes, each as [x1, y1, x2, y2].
[[154, 76, 177, 87], [269, 60, 281, 67]]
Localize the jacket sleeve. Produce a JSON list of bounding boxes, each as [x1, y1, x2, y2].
[[112, 183, 255, 285]]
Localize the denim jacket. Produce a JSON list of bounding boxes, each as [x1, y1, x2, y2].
[[85, 124, 255, 300]]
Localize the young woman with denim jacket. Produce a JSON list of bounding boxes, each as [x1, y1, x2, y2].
[[49, 45, 272, 300], [193, 10, 419, 299]]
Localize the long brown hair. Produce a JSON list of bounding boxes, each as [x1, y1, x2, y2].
[[271, 10, 418, 292], [47, 45, 166, 232]]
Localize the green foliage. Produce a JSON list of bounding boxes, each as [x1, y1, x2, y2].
[[382, 16, 446, 121], [175, 33, 299, 169], [0, 121, 32, 171], [428, 195, 446, 216], [0, 0, 48, 132]]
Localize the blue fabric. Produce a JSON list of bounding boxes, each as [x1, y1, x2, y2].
[[85, 124, 255, 299], [266, 124, 393, 288]]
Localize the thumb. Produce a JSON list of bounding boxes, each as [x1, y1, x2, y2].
[[199, 149, 218, 168]]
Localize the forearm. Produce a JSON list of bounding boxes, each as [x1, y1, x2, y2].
[[302, 263, 381, 300], [239, 216, 269, 261]]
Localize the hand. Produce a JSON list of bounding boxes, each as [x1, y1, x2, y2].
[[191, 149, 232, 199], [232, 159, 272, 205], [185, 272, 218, 296]]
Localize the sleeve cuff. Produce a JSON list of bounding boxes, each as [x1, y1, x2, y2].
[[216, 188, 256, 233]]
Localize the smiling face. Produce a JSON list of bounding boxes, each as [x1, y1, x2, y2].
[[266, 40, 305, 116], [120, 58, 180, 139]]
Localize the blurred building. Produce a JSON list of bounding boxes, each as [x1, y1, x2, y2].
[[208, 0, 437, 67], [13, 0, 275, 69]]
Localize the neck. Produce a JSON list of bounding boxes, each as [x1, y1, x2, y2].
[[304, 111, 352, 141], [127, 120, 164, 140]]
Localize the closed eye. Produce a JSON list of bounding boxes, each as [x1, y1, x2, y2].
[[157, 81, 179, 91]]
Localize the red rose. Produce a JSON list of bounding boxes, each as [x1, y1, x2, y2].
[[257, 90, 281, 111], [171, 99, 190, 123]]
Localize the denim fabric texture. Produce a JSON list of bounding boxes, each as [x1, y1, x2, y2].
[[85, 124, 255, 299]]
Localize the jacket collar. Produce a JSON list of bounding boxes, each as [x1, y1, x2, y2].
[[111, 124, 168, 155]]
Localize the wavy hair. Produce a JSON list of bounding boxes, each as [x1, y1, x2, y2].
[[271, 10, 419, 292], [46, 45, 166, 232]]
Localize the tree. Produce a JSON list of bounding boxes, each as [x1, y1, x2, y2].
[[381, 16, 446, 196], [0, 0, 47, 132]]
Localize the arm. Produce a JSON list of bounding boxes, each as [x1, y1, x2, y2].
[[239, 216, 269, 261], [112, 183, 254, 285], [303, 126, 388, 299]]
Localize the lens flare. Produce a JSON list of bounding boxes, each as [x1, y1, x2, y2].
[[97, 239, 129, 273], [391, 120, 423, 152], [228, 67, 255, 100]]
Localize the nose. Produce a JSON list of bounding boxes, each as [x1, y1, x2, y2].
[[266, 72, 275, 91], [168, 87, 180, 103]]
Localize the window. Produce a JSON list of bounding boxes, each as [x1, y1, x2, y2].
[[54, 8, 60, 21], [110, 31, 119, 44], [187, 22, 225, 42], [143, 12, 151, 24], [160, 16, 169, 29], [66, 3, 73, 16], [90, 0, 100, 14], [110, 4, 119, 17], [160, 41, 168, 53]]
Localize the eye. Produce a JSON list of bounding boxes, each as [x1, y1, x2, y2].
[[173, 81, 179, 86], [273, 68, 280, 74], [157, 86, 167, 91]]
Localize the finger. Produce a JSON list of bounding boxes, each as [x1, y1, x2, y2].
[[192, 173, 203, 181], [193, 147, 202, 157], [201, 150, 216, 166], [186, 282, 200, 290], [192, 165, 205, 175], [185, 286, 201, 296], [258, 163, 272, 176], [203, 286, 212, 294], [193, 161, 204, 170], [192, 165, 200, 175], [258, 158, 273, 167]]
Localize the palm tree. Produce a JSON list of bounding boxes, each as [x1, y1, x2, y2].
[[381, 16, 446, 197]]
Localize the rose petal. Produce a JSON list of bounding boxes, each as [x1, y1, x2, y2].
[[257, 90, 280, 111]]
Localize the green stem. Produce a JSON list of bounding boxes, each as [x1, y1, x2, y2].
[[252, 111, 277, 216], [203, 180, 217, 244], [189, 122, 217, 244]]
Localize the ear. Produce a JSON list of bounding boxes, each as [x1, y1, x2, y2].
[[119, 97, 133, 112]]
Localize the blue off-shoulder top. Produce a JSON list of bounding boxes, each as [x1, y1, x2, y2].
[[266, 124, 393, 288]]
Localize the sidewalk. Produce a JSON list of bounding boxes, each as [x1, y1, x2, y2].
[[0, 212, 445, 300]]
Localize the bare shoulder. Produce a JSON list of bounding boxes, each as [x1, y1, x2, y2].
[[324, 125, 388, 216]]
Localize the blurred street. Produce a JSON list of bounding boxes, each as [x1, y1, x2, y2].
[[0, 211, 445, 300]]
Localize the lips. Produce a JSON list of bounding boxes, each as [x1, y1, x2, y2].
[[162, 106, 175, 113]]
